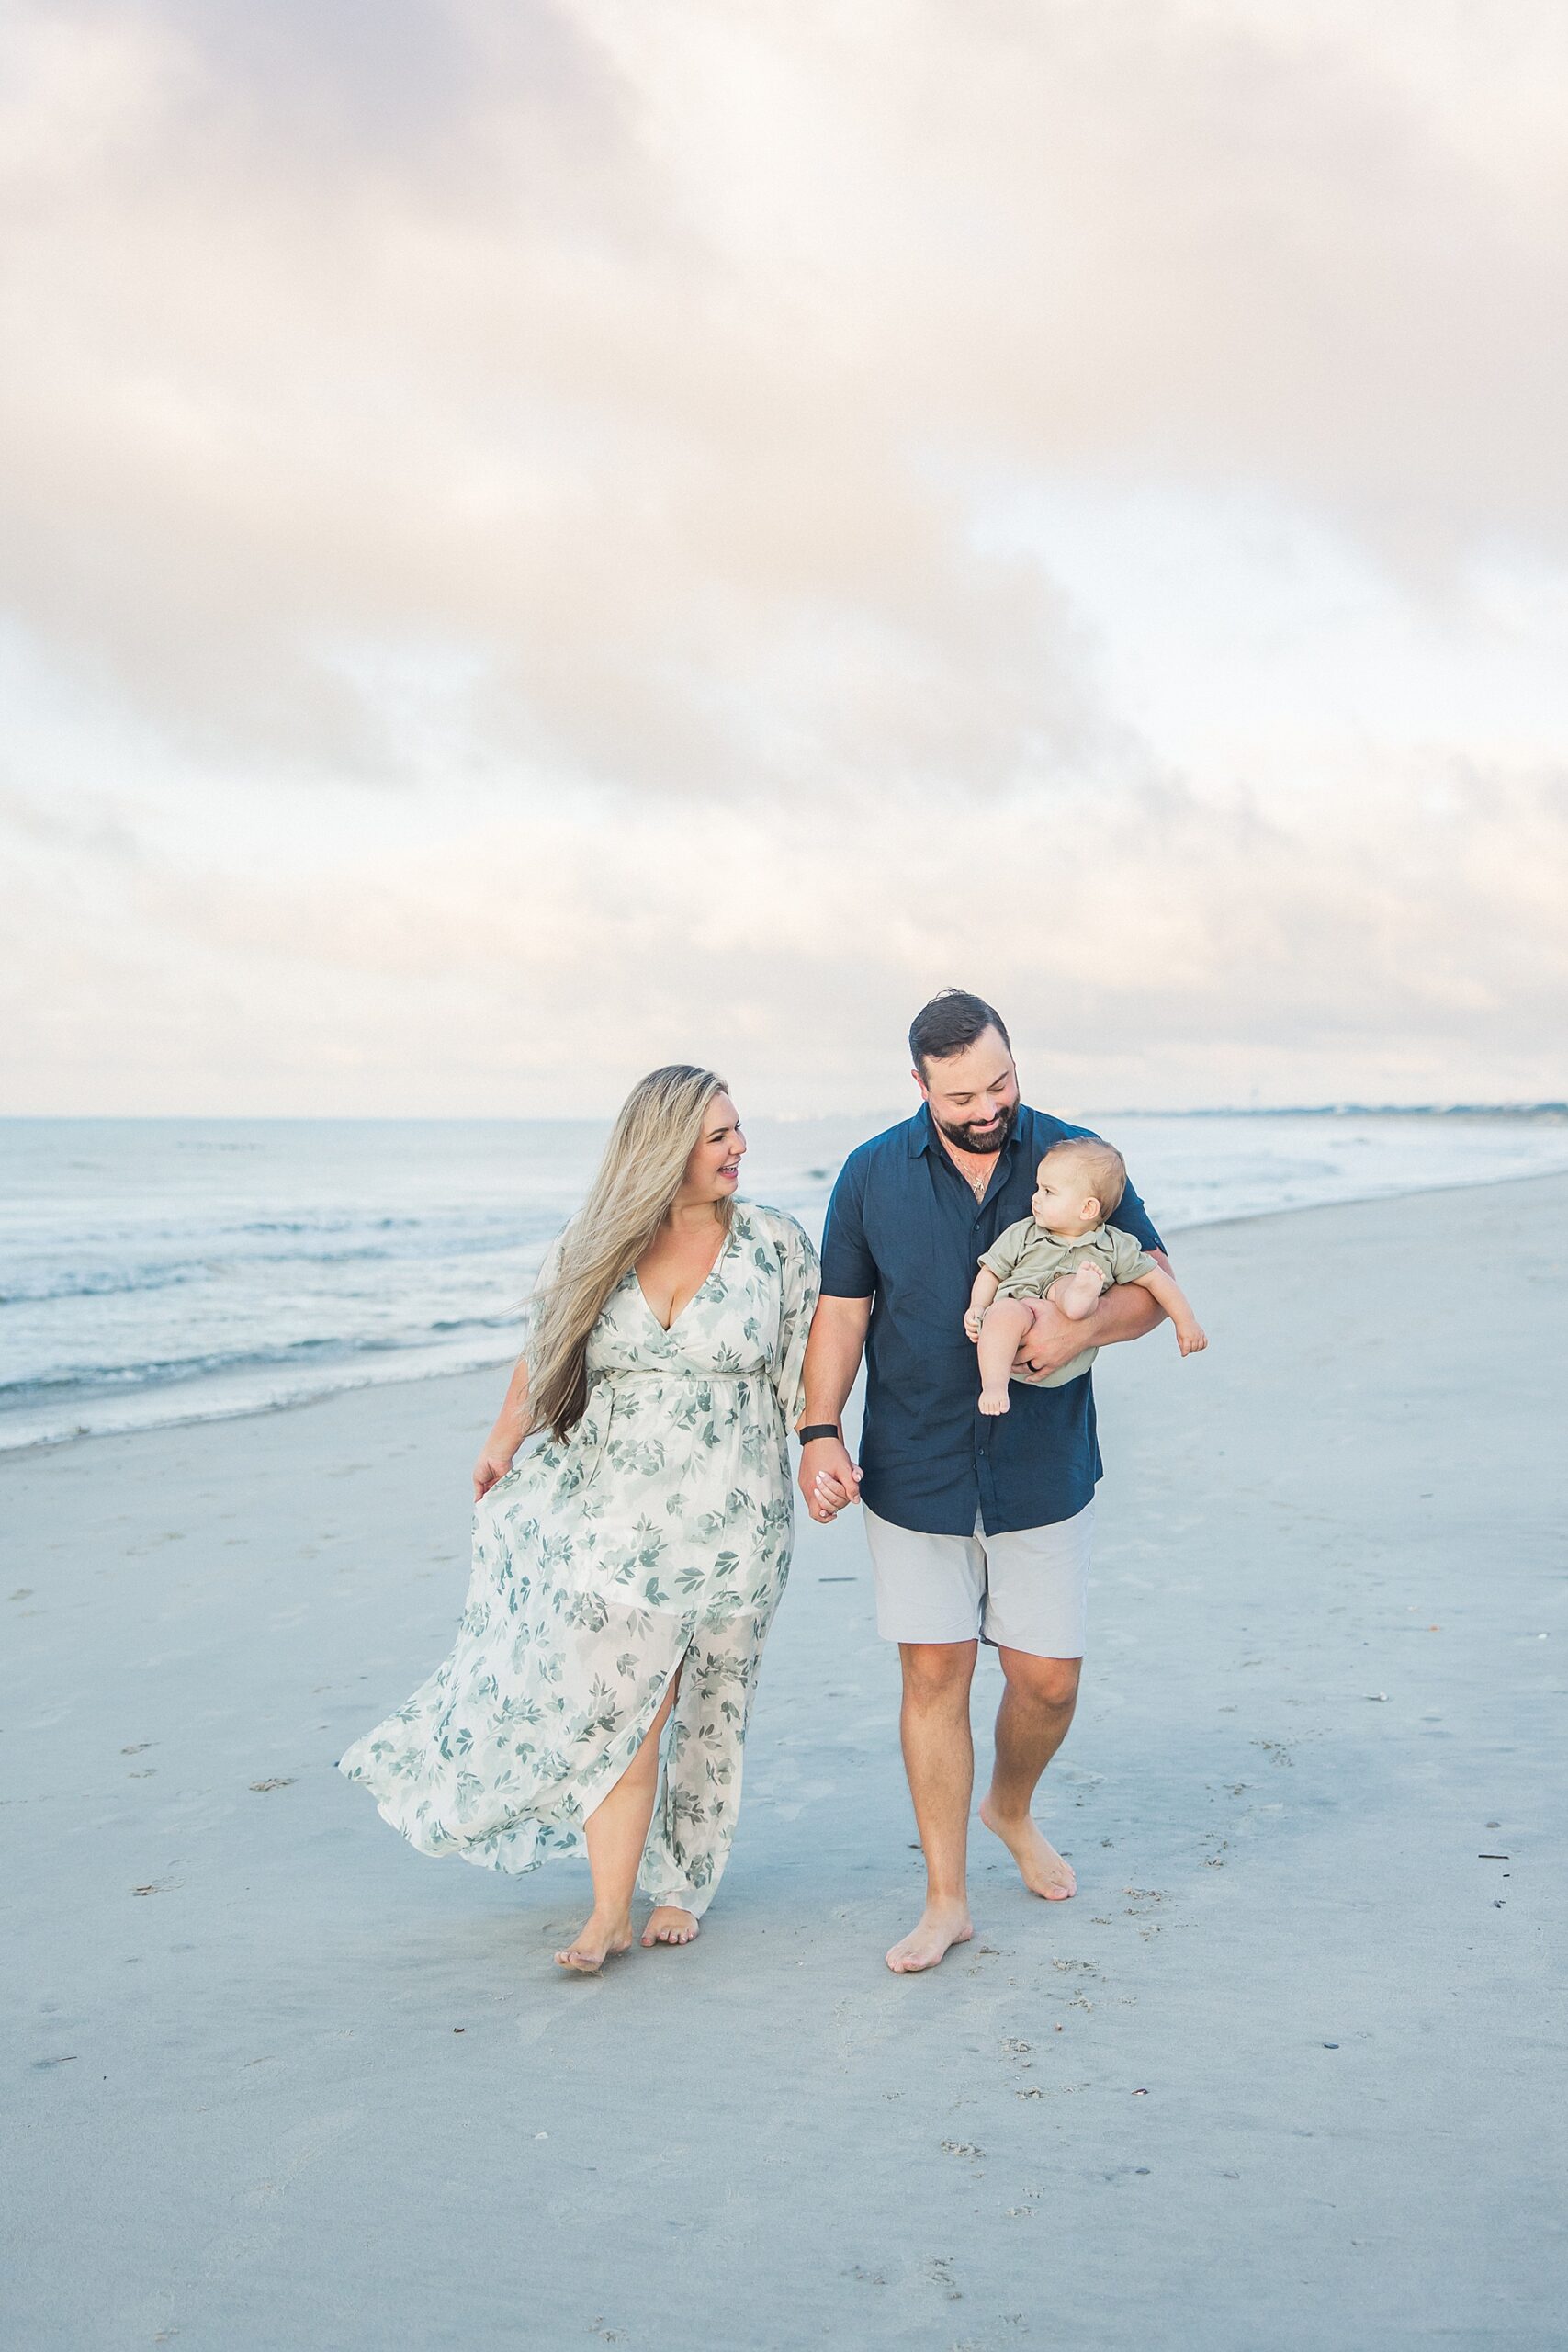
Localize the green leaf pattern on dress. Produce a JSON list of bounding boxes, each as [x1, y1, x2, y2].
[[338, 1202, 820, 1917]]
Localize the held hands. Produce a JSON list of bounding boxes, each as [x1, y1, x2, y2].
[[797, 1434, 863, 1523]]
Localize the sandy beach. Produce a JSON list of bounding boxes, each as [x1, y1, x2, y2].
[[4, 1173, 1565, 2352]]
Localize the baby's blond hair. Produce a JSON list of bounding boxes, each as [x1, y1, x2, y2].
[[1040, 1136, 1127, 1221]]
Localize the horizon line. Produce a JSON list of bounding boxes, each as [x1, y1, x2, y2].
[[2, 1102, 1565, 1125]]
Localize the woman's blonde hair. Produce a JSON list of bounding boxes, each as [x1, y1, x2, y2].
[[526, 1065, 731, 1442]]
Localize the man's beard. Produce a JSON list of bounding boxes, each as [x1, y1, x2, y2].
[[931, 1100, 1018, 1157]]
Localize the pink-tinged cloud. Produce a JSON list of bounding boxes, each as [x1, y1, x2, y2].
[[1, 1, 1564, 1109]]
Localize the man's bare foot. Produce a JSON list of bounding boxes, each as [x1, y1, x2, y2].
[[641, 1905, 700, 1948], [977, 1387, 1010, 1417], [979, 1795, 1077, 1900], [886, 1900, 974, 1973], [554, 1910, 634, 1973]]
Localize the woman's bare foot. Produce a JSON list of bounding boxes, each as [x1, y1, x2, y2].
[[978, 1386, 1011, 1417], [886, 1900, 974, 1973], [979, 1795, 1077, 1899], [641, 1905, 700, 1948], [554, 1909, 634, 1973]]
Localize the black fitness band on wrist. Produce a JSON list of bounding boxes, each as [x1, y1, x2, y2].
[[797, 1424, 841, 1445]]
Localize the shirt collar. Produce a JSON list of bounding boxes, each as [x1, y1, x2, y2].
[[907, 1101, 1029, 1176], [910, 1101, 1029, 1161]]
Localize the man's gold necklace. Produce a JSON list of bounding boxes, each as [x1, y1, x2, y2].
[[940, 1135, 996, 1201]]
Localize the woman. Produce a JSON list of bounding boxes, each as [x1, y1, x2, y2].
[[339, 1067, 820, 1973]]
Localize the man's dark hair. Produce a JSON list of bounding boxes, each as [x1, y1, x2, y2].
[[908, 989, 1011, 1077]]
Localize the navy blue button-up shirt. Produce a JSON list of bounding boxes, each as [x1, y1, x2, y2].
[[819, 1103, 1163, 1536]]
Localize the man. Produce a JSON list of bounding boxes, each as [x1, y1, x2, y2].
[[798, 990, 1171, 1973]]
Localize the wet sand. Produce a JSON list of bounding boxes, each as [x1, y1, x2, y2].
[[4, 1174, 1565, 2349]]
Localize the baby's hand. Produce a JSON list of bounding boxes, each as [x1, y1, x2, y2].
[[964, 1306, 985, 1342], [1175, 1321, 1208, 1357]]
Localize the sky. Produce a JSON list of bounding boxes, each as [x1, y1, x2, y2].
[[3, 0, 1565, 1117]]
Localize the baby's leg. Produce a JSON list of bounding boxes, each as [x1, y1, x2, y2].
[[1047, 1265, 1107, 1323], [976, 1298, 1041, 1415]]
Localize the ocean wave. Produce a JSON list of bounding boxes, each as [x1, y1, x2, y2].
[[1, 1334, 524, 1453], [236, 1213, 425, 1235], [0, 1311, 523, 1408], [0, 1261, 208, 1306], [2, 1224, 549, 1303]]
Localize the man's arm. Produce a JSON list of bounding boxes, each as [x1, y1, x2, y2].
[[1013, 1248, 1172, 1377], [796, 1294, 871, 1521]]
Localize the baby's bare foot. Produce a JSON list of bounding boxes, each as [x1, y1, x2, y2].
[[1053, 1266, 1106, 1322], [641, 1905, 700, 1948], [886, 1900, 974, 1973], [978, 1387, 1011, 1416], [554, 1909, 634, 1973], [979, 1796, 1077, 1900]]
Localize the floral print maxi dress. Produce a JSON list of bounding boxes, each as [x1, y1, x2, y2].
[[339, 1202, 820, 1918]]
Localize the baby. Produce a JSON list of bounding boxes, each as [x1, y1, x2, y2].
[[964, 1136, 1207, 1415]]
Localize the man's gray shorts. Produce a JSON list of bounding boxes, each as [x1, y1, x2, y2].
[[863, 1499, 1093, 1658]]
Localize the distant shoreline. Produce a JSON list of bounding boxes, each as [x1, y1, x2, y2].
[[2, 1102, 1565, 1125], [1107, 1101, 1568, 1121]]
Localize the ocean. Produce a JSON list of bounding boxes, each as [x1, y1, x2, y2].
[[3, 1108, 1564, 1452]]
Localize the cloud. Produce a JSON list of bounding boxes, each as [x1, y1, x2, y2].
[[6, 0, 1566, 779], [1, 0, 1565, 1107], [5, 755, 1563, 1113]]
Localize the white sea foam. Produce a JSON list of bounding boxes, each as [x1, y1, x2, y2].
[[3, 1109, 1564, 1450]]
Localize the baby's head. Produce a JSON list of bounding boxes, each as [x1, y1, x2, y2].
[[1032, 1137, 1126, 1237]]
